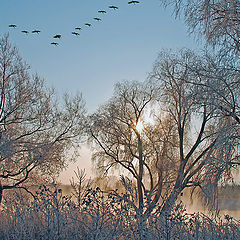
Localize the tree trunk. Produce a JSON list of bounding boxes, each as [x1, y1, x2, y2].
[[137, 135, 144, 213], [161, 187, 181, 214], [0, 181, 2, 205]]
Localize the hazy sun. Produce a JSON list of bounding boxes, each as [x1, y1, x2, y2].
[[136, 121, 144, 132], [136, 113, 155, 133]]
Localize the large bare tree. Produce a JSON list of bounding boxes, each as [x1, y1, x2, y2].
[[151, 48, 240, 210], [0, 35, 86, 204]]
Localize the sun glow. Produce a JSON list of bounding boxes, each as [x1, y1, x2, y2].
[[135, 108, 155, 133], [135, 116, 154, 133], [136, 120, 144, 132]]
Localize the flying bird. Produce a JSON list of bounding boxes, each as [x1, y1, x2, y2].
[[51, 42, 59, 46], [72, 32, 80, 36], [75, 27, 82, 31], [21, 30, 29, 34], [32, 30, 41, 34], [109, 6, 118, 10], [128, 1, 140, 4], [9, 24, 17, 28], [98, 10, 106, 14], [94, 17, 101, 21], [53, 34, 61, 39], [85, 23, 91, 27]]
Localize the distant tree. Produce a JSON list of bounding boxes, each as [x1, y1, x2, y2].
[[70, 168, 93, 207], [0, 35, 86, 204], [161, 0, 240, 54]]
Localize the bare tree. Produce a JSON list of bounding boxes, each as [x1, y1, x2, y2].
[[161, 0, 240, 54], [88, 81, 169, 215], [0, 35, 86, 204], [150, 48, 240, 210], [70, 168, 93, 207]]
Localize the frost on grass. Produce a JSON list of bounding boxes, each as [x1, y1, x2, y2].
[[0, 182, 239, 240]]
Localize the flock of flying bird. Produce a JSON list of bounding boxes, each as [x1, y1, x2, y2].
[[8, 1, 140, 46]]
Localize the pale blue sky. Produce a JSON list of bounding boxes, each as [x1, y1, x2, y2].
[[0, 0, 203, 182]]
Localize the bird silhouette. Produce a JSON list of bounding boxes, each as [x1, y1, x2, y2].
[[72, 32, 80, 36], [9, 1, 141, 46], [128, 1, 140, 4], [98, 10, 106, 14], [32, 30, 41, 34], [51, 42, 59, 46], [53, 34, 61, 39], [109, 6, 119, 10]]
